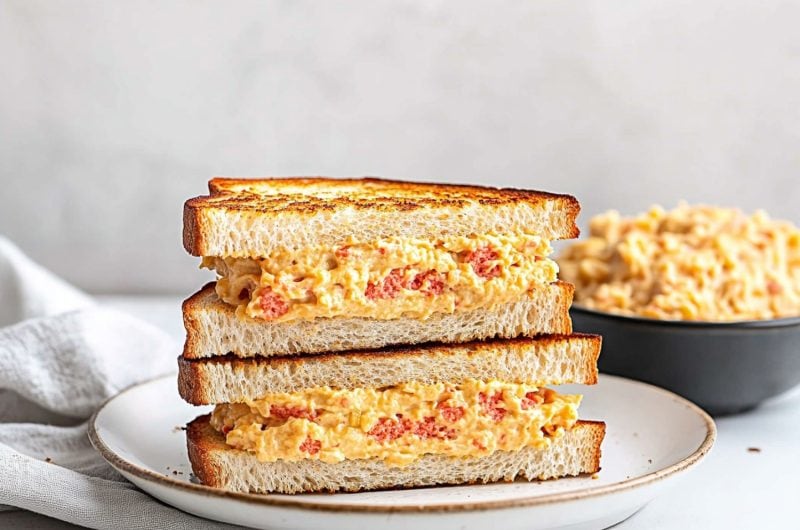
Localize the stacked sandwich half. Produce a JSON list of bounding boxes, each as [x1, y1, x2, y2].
[[179, 177, 604, 493]]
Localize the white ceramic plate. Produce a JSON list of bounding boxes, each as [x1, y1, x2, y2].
[[89, 374, 714, 530]]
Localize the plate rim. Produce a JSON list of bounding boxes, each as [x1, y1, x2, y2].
[[88, 373, 716, 514]]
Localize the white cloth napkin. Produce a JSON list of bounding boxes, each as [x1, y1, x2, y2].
[[0, 237, 240, 529]]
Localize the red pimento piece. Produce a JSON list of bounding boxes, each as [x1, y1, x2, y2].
[[221, 425, 232, 435], [365, 268, 407, 300], [367, 267, 448, 300], [413, 417, 456, 440], [368, 417, 413, 442], [521, 391, 545, 410], [437, 403, 465, 423], [259, 288, 290, 320], [466, 246, 501, 279], [767, 280, 783, 295], [299, 436, 321, 455], [335, 246, 350, 259], [364, 282, 379, 300], [409, 270, 446, 295], [369, 415, 457, 443], [269, 404, 318, 421], [479, 391, 507, 421]]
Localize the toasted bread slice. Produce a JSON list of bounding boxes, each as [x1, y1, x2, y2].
[[187, 415, 605, 494], [178, 334, 600, 405], [184, 177, 580, 257], [183, 281, 574, 359]]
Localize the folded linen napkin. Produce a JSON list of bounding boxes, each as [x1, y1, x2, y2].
[[0, 237, 238, 529]]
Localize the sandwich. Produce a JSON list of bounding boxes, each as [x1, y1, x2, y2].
[[179, 177, 605, 494], [179, 335, 604, 493], [182, 177, 580, 357]]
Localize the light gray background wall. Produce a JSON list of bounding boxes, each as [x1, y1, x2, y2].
[[2, 0, 799, 294]]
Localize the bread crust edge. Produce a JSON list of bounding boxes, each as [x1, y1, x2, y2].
[[181, 281, 577, 360], [182, 177, 580, 256]]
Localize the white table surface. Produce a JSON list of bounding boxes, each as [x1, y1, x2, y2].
[[5, 296, 799, 529]]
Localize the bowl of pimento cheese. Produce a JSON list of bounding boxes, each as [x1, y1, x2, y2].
[[558, 203, 800, 415]]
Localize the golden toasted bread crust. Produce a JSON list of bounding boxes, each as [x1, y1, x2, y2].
[[182, 332, 601, 368], [176, 333, 601, 405], [204, 177, 578, 211], [181, 281, 215, 356], [580, 420, 606, 475], [186, 414, 605, 493], [182, 204, 202, 259], [186, 414, 223, 489], [183, 177, 580, 256]]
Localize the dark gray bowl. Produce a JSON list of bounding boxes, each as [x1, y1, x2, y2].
[[570, 306, 800, 416]]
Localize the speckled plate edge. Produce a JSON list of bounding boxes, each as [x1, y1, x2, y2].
[[88, 374, 716, 514]]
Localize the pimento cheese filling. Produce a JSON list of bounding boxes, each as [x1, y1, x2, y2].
[[210, 380, 581, 467], [202, 232, 557, 322]]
